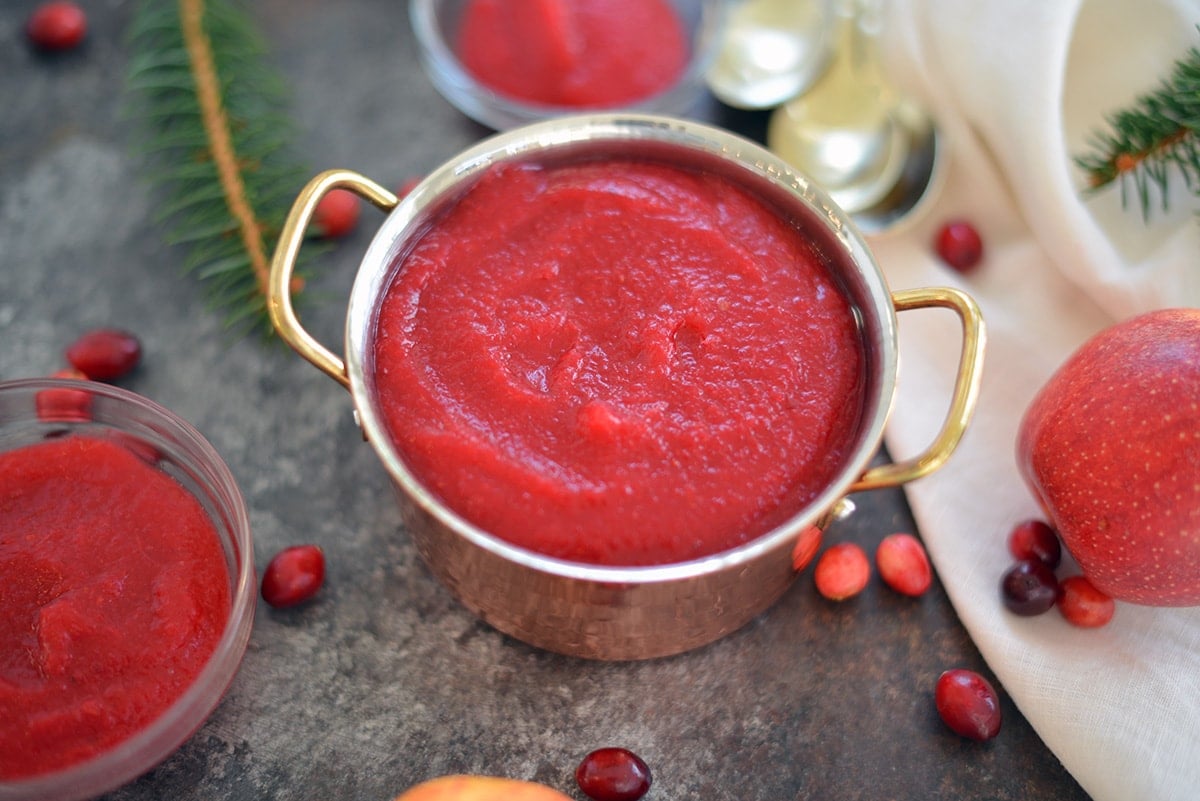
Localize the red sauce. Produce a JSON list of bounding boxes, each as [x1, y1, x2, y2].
[[455, 0, 689, 108], [372, 158, 866, 566], [0, 435, 230, 779]]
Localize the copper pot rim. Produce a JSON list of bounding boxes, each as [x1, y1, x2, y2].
[[339, 113, 900, 583]]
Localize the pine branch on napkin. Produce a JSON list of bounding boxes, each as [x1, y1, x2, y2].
[[1076, 41, 1200, 222]]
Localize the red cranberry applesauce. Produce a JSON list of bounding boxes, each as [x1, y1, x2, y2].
[[455, 0, 689, 107], [371, 157, 867, 566], [0, 435, 230, 779]]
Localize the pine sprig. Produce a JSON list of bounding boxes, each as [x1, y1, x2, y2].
[[126, 0, 322, 335], [1075, 41, 1200, 222]]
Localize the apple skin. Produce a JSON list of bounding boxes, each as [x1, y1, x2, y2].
[[393, 775, 573, 801], [1016, 308, 1200, 606]]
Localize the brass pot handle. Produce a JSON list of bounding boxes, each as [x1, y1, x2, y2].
[[267, 169, 399, 388], [849, 286, 986, 493]]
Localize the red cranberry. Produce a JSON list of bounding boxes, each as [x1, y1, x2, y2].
[[875, 532, 932, 597], [1000, 559, 1060, 616], [934, 220, 984, 273], [36, 369, 92, 422], [1057, 575, 1115, 628], [261, 545, 326, 608], [935, 669, 1002, 741], [1007, 519, 1061, 569], [790, 525, 823, 571], [813, 542, 870, 601], [26, 1, 87, 51], [66, 328, 142, 380], [312, 189, 360, 238], [575, 747, 652, 801]]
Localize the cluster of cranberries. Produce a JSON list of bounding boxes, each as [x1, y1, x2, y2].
[[803, 532, 1002, 740], [803, 532, 1009, 741], [808, 532, 933, 602], [1001, 519, 1115, 627]]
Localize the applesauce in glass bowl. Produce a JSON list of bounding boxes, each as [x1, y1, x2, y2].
[[409, 0, 727, 130], [0, 378, 255, 801]]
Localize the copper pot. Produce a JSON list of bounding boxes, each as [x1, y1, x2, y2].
[[268, 114, 985, 660]]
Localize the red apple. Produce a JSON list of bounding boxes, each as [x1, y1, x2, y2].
[[1017, 308, 1200, 606]]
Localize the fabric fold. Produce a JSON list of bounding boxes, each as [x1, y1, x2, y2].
[[869, 1, 1200, 799]]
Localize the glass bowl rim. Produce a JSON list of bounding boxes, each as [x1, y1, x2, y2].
[[408, 0, 728, 129]]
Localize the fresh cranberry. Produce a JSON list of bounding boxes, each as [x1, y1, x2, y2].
[[36, 369, 92, 422], [261, 545, 326, 608], [1007, 519, 1061, 569], [66, 328, 142, 380], [575, 747, 652, 801], [790, 525, 823, 571], [1057, 575, 1115, 628], [935, 669, 1002, 741], [312, 189, 360, 238], [1000, 559, 1060, 616], [814, 542, 870, 601], [26, 2, 87, 51], [934, 220, 984, 273], [875, 532, 932, 597]]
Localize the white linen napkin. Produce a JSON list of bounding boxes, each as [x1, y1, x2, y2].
[[870, 1, 1200, 799]]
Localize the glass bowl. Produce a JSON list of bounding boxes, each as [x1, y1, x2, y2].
[[0, 378, 255, 801], [409, 0, 727, 130]]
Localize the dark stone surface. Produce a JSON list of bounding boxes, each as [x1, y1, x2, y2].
[[0, 2, 1092, 799]]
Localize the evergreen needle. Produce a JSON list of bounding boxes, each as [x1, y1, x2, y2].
[[126, 0, 324, 337], [1075, 39, 1200, 223]]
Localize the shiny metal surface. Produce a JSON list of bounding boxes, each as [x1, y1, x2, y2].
[[850, 100, 945, 236], [705, 0, 835, 109], [764, 0, 947, 235], [269, 113, 984, 659]]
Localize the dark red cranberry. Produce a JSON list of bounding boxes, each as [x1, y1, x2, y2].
[[27, 2, 87, 51], [935, 669, 1002, 741], [261, 545, 326, 608], [312, 189, 360, 238], [575, 747, 652, 801], [934, 220, 984, 273], [1000, 559, 1060, 616], [66, 328, 142, 380], [1007, 519, 1062, 569]]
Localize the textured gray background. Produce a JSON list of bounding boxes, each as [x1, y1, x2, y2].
[[1, 1, 1090, 799]]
